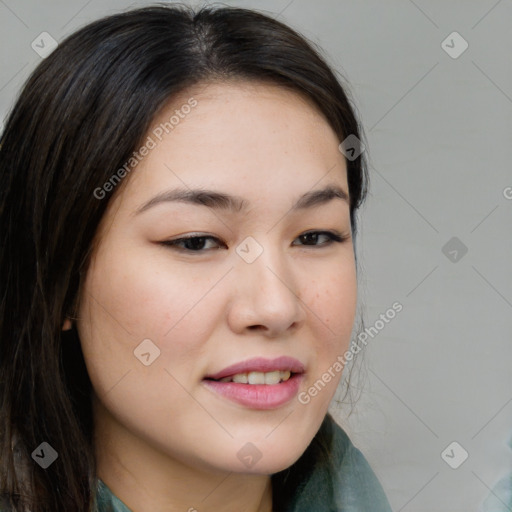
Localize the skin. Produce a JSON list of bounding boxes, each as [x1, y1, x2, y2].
[[73, 81, 357, 512]]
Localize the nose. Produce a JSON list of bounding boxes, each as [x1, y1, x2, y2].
[[227, 241, 306, 337]]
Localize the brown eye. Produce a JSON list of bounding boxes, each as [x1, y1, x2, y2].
[[162, 235, 224, 252], [293, 230, 347, 247]]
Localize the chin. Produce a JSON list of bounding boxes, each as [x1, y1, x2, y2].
[[189, 439, 308, 476], [239, 441, 309, 475]]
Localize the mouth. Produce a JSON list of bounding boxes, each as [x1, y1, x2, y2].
[[204, 370, 296, 385], [205, 370, 298, 386], [203, 356, 305, 381], [202, 357, 305, 410]]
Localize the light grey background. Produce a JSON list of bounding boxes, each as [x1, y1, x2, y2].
[[1, 1, 511, 510]]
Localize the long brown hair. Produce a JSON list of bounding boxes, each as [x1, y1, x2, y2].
[[0, 4, 368, 510]]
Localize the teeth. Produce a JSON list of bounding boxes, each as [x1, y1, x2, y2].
[[261, 371, 280, 385], [218, 370, 292, 384], [280, 370, 291, 381], [233, 373, 248, 384], [248, 371, 265, 385]]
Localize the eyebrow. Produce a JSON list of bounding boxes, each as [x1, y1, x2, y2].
[[135, 184, 349, 215]]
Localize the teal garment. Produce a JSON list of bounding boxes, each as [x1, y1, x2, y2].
[[480, 435, 512, 511], [480, 474, 512, 511], [96, 413, 392, 511]]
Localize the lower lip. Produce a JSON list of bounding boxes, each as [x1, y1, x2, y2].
[[202, 374, 304, 410]]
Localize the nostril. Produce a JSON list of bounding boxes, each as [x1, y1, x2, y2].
[[248, 325, 265, 331]]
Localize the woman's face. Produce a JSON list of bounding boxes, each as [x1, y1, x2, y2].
[[77, 81, 357, 475]]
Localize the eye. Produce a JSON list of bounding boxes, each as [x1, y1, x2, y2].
[[160, 230, 349, 253], [161, 234, 224, 252], [293, 230, 348, 247]]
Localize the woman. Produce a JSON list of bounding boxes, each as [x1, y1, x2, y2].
[[0, 4, 392, 511]]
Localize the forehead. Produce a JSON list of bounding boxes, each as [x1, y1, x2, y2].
[[114, 80, 348, 213]]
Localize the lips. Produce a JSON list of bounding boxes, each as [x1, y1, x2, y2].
[[203, 356, 305, 381]]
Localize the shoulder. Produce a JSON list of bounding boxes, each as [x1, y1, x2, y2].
[[327, 415, 392, 510], [480, 473, 512, 511], [96, 479, 133, 512]]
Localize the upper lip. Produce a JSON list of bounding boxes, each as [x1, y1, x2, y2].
[[204, 356, 305, 380]]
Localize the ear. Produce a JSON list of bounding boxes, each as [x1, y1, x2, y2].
[[62, 318, 73, 331]]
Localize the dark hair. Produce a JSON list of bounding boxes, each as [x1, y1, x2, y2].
[[0, 4, 368, 510]]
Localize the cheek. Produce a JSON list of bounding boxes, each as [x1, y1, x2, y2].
[[76, 247, 228, 390], [82, 253, 191, 337], [301, 257, 357, 399], [305, 256, 357, 342]]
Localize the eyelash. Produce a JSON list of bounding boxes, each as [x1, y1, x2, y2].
[[161, 230, 349, 253]]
